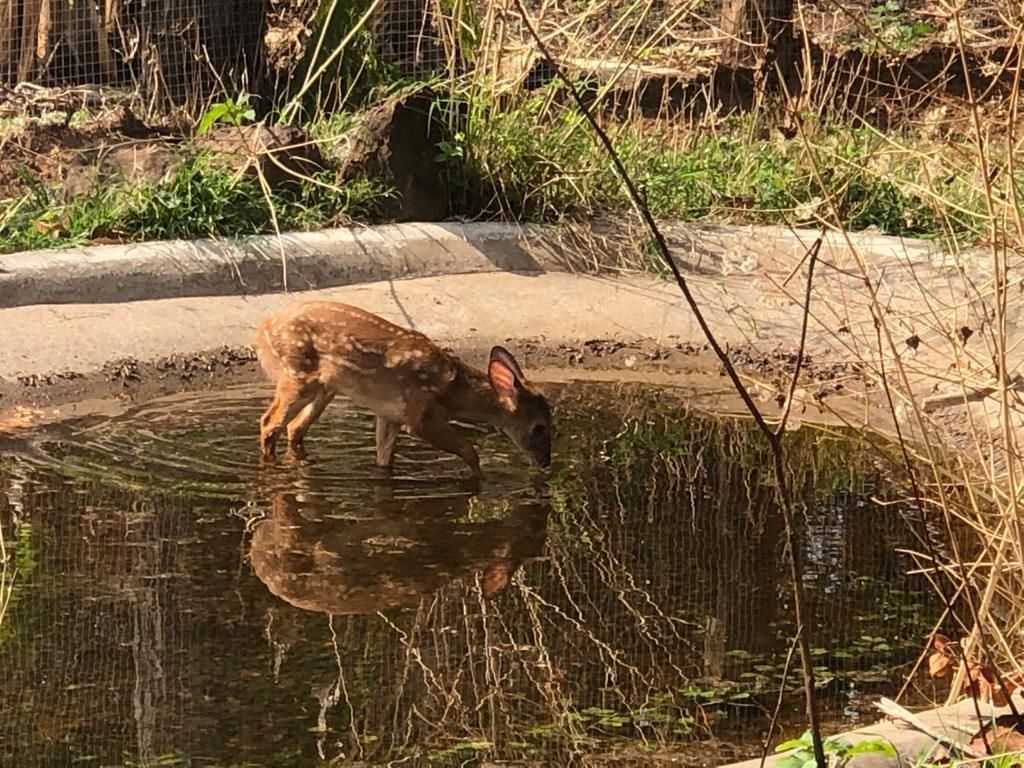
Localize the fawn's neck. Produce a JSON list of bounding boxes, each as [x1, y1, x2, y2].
[[446, 361, 506, 425]]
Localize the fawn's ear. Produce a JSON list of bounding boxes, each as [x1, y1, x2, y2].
[[488, 346, 525, 401]]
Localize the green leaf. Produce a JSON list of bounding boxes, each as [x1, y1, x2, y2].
[[726, 649, 754, 659], [775, 736, 811, 752], [454, 740, 493, 751], [197, 103, 230, 135], [848, 739, 897, 757], [827, 736, 854, 751]]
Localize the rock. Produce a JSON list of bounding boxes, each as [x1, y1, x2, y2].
[[63, 140, 181, 201], [193, 123, 327, 190], [340, 92, 449, 221], [62, 124, 327, 201]]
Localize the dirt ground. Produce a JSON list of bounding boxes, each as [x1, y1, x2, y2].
[[0, 334, 851, 412]]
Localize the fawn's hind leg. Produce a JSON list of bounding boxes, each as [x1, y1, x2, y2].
[[286, 390, 336, 451], [375, 417, 400, 469], [260, 380, 319, 459]]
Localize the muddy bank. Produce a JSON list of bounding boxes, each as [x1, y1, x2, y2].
[[0, 333, 865, 436]]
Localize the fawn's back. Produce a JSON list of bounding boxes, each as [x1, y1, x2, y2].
[[256, 301, 457, 421]]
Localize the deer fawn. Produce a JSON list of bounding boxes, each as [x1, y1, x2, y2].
[[254, 301, 552, 477]]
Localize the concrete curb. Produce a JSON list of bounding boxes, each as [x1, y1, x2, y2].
[[0, 219, 966, 310], [0, 222, 572, 309]]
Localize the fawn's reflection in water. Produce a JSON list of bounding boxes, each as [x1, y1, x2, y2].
[[250, 472, 551, 615]]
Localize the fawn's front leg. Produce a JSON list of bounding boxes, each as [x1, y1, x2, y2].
[[286, 390, 336, 451], [410, 409, 482, 478], [260, 380, 320, 459]]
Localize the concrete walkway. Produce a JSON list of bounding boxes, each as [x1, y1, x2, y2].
[[0, 271, 718, 379]]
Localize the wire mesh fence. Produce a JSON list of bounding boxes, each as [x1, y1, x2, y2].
[[0, 0, 266, 113], [2, 0, 1017, 120]]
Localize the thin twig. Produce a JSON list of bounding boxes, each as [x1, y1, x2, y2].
[[776, 237, 822, 437], [760, 629, 801, 768], [511, 3, 827, 765]]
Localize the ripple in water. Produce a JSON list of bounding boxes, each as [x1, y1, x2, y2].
[[22, 383, 547, 502]]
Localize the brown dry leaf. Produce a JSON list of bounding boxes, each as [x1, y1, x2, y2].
[[962, 662, 1016, 707], [969, 714, 1024, 757], [929, 650, 953, 679], [1003, 671, 1024, 692], [928, 634, 955, 679], [962, 662, 990, 703]]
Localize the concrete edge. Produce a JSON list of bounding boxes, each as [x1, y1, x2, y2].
[[0, 222, 575, 309], [0, 219, 960, 310]]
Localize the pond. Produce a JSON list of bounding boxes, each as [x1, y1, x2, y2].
[[0, 381, 937, 767]]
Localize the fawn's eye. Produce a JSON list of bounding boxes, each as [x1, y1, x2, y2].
[[532, 423, 547, 437]]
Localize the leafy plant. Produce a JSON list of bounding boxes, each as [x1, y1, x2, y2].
[[196, 92, 257, 135], [0, 155, 393, 254], [775, 730, 896, 768], [859, 1, 935, 53]]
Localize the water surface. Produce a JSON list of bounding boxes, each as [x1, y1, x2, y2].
[[0, 382, 936, 766]]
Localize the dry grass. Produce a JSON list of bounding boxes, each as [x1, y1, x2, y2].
[[0, 510, 12, 638]]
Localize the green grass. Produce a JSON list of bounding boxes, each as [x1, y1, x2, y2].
[[0, 93, 1006, 257], [449, 94, 992, 244], [0, 154, 392, 254]]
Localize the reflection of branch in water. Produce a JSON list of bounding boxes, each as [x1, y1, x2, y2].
[[263, 607, 289, 683], [233, 386, 923, 761], [314, 615, 363, 761], [247, 460, 554, 757]]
